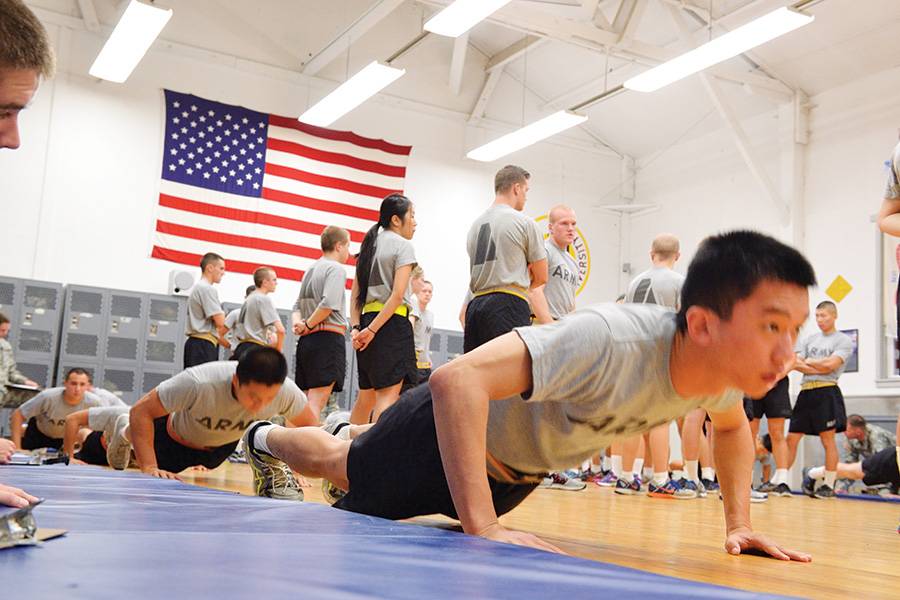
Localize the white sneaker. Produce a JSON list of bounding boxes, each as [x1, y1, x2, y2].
[[106, 413, 132, 470], [539, 473, 586, 491]]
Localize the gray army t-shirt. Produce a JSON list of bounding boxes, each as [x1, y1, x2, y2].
[[364, 230, 417, 307], [224, 308, 243, 346], [87, 405, 130, 438], [626, 266, 685, 311], [544, 239, 579, 319], [797, 330, 854, 383], [238, 292, 280, 344], [486, 304, 742, 474], [413, 307, 435, 366], [19, 388, 108, 439], [91, 388, 127, 407], [885, 141, 900, 200], [157, 361, 308, 448], [467, 204, 546, 297], [295, 257, 347, 327], [186, 280, 224, 336]]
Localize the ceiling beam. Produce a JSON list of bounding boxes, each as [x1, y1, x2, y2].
[[485, 36, 545, 72], [469, 68, 503, 122], [448, 33, 468, 95], [301, 0, 405, 76]]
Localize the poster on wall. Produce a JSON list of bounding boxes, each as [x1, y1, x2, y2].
[[840, 328, 859, 373]]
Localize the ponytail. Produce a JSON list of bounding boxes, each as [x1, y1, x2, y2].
[[354, 193, 413, 311]]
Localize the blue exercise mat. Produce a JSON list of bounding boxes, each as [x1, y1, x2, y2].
[[0, 466, 792, 599]]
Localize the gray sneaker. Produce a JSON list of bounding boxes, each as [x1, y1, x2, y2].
[[539, 473, 587, 491], [756, 480, 778, 493], [106, 413, 132, 470], [241, 421, 303, 501]]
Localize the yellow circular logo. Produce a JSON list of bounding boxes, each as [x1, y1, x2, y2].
[[535, 215, 591, 295]]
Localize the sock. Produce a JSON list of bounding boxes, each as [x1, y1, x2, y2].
[[633, 458, 644, 478], [701, 467, 715, 482], [685, 459, 699, 483], [653, 472, 668, 486], [823, 470, 837, 489], [671, 469, 684, 481], [601, 456, 611, 471], [643, 467, 654, 481], [252, 424, 279, 457], [808, 466, 825, 480], [611, 455, 623, 476], [774, 468, 789, 485]]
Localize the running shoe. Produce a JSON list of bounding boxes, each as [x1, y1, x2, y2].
[[771, 483, 793, 497], [801, 474, 816, 497], [701, 478, 719, 493], [106, 413, 132, 471], [613, 476, 641, 495], [648, 479, 682, 499], [674, 478, 700, 499], [756, 481, 778, 493], [539, 472, 586, 491], [813, 484, 836, 499], [241, 421, 304, 501], [594, 471, 618, 487]]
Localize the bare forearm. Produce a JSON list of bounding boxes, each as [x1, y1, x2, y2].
[[714, 423, 754, 534], [306, 307, 334, 328], [430, 367, 498, 535], [62, 420, 81, 458], [10, 411, 23, 447], [527, 286, 553, 325]]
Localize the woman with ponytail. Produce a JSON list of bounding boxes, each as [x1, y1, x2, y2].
[[349, 194, 417, 422]]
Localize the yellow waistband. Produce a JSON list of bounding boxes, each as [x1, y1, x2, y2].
[[188, 333, 218, 346], [362, 301, 409, 317], [416, 361, 432, 370], [472, 288, 529, 303], [238, 338, 267, 346], [801, 381, 838, 391]]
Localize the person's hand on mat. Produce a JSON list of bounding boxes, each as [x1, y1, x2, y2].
[[0, 482, 37, 508], [69, 457, 87, 466], [353, 327, 375, 351], [190, 465, 209, 472], [478, 523, 565, 554], [724, 527, 811, 562], [142, 466, 182, 481], [0, 438, 15, 463]]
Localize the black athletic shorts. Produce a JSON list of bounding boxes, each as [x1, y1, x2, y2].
[[334, 383, 538, 521], [75, 430, 108, 466], [746, 377, 792, 420], [21, 417, 62, 450], [788, 385, 847, 435], [295, 331, 346, 392], [152, 416, 237, 473], [401, 367, 432, 395], [464, 292, 531, 353], [861, 447, 900, 488], [183, 337, 219, 369], [356, 312, 416, 390]]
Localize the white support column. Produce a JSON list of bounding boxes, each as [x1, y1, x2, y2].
[[780, 90, 810, 248], [448, 33, 468, 95]]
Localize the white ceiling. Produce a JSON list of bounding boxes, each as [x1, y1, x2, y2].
[[26, 0, 900, 158]]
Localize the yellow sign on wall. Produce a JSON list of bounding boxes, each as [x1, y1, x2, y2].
[[825, 275, 853, 303]]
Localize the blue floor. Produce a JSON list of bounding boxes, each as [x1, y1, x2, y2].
[[0, 466, 791, 599]]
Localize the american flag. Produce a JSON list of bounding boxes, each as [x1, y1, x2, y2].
[[152, 89, 412, 286]]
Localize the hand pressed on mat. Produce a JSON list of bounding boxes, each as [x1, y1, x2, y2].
[[725, 527, 811, 562], [477, 522, 564, 554]]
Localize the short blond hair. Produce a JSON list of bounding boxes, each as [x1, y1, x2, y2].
[[651, 233, 680, 259], [321, 225, 350, 252], [411, 265, 424, 280], [0, 0, 55, 78], [548, 204, 575, 223]]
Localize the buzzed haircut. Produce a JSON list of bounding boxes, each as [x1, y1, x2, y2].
[[321, 225, 350, 252], [548, 204, 575, 223], [200, 252, 224, 272], [847, 414, 866, 428], [0, 0, 55, 78], [245, 285, 257, 297], [65, 367, 92, 384], [422, 280, 433, 289], [0, 312, 8, 325], [253, 267, 274, 288], [236, 346, 287, 386], [494, 165, 530, 194], [676, 230, 817, 333], [816, 300, 837, 314], [651, 234, 680, 259]]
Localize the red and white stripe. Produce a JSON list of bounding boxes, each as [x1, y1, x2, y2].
[[152, 115, 412, 286]]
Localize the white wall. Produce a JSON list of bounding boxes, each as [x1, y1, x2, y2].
[[1, 19, 623, 331], [629, 64, 900, 398]]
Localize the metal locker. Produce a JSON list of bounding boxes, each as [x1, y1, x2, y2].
[[100, 365, 140, 405], [143, 294, 186, 369], [60, 286, 107, 367], [16, 279, 64, 373], [429, 329, 446, 369], [444, 330, 464, 364], [106, 291, 145, 365], [0, 276, 21, 345], [277, 308, 295, 369], [140, 369, 176, 395], [15, 357, 53, 389]]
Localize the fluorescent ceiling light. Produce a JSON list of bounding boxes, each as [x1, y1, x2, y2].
[[467, 111, 588, 162], [624, 7, 813, 93], [425, 0, 512, 38], [88, 0, 173, 83], [299, 61, 405, 127]]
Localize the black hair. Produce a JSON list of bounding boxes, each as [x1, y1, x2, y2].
[[762, 433, 772, 453], [65, 367, 92, 384], [354, 193, 413, 312], [816, 300, 837, 313], [236, 346, 287, 386], [676, 230, 817, 333]]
